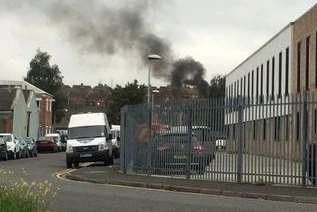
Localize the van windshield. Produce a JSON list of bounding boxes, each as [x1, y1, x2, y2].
[[69, 126, 106, 139]]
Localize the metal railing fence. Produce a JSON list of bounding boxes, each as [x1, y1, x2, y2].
[[120, 93, 317, 187]]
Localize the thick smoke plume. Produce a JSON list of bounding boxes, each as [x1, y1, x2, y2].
[[171, 57, 209, 97], [1, 0, 173, 79], [2, 0, 209, 92]]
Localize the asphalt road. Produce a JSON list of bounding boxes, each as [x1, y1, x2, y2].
[[1, 153, 317, 212]]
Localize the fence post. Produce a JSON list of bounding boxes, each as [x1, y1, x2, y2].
[[302, 92, 308, 187], [237, 96, 243, 183], [120, 107, 127, 174], [186, 107, 193, 180], [147, 104, 152, 176]]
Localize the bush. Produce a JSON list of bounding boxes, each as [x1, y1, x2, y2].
[[0, 170, 57, 212]]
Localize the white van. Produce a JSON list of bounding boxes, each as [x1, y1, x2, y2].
[[66, 113, 113, 168]]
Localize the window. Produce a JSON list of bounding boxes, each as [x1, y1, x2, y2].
[[248, 73, 250, 100], [278, 51, 282, 97], [233, 124, 236, 140], [263, 119, 266, 140], [285, 47, 289, 96], [255, 67, 259, 103], [251, 70, 254, 101], [237, 80, 239, 96], [272, 56, 275, 98], [297, 42, 301, 92], [306, 36, 310, 91], [260, 64, 263, 103], [240, 78, 243, 97], [315, 109, 317, 134], [296, 112, 300, 141], [266, 60, 270, 98], [243, 76, 246, 98]]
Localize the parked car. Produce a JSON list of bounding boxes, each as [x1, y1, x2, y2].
[[0, 133, 21, 159], [36, 137, 58, 153], [152, 127, 215, 174], [24, 137, 38, 157], [66, 113, 113, 169], [16, 137, 30, 158], [45, 133, 65, 151], [0, 137, 8, 160]]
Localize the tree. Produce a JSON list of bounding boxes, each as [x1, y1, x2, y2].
[[209, 75, 226, 98], [25, 49, 66, 122], [108, 80, 146, 125]]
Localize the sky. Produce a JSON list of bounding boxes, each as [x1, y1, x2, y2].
[[0, 0, 316, 87]]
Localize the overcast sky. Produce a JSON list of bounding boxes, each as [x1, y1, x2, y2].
[[0, 0, 316, 87]]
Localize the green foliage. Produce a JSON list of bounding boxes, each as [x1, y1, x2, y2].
[[108, 80, 146, 124], [0, 170, 57, 212], [24, 49, 67, 122], [25, 49, 63, 95], [209, 75, 226, 98]]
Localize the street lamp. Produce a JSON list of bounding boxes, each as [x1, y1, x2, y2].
[[152, 89, 160, 111], [147, 54, 162, 105]]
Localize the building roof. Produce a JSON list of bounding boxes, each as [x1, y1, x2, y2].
[[0, 80, 54, 98], [0, 88, 17, 111]]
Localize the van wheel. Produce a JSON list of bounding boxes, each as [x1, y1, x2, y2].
[[66, 159, 72, 169], [2, 152, 8, 161], [74, 162, 79, 169]]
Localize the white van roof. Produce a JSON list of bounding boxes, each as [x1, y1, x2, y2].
[[111, 125, 120, 131], [68, 113, 109, 128]]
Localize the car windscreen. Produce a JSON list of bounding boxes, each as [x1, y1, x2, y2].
[[68, 126, 106, 139], [0, 135, 11, 142]]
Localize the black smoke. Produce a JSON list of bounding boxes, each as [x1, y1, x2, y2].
[[1, 0, 209, 93], [171, 57, 209, 97], [1, 0, 172, 78]]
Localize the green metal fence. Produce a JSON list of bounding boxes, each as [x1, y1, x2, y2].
[[120, 94, 317, 187]]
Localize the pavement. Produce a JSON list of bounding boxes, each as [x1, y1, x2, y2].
[[64, 160, 317, 205], [1, 153, 317, 212]]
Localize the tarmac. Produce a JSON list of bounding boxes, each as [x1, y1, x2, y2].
[[62, 162, 317, 205]]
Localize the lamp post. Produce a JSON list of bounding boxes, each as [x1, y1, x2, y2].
[[152, 89, 160, 114], [147, 54, 162, 105]]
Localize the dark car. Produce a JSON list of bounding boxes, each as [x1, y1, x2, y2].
[[151, 127, 215, 174], [0, 137, 8, 160], [24, 137, 38, 157], [16, 137, 30, 158], [36, 137, 58, 153]]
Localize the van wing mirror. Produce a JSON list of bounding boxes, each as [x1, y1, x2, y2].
[[108, 134, 113, 140]]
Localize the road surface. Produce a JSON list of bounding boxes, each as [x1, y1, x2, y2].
[[0, 153, 316, 212]]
